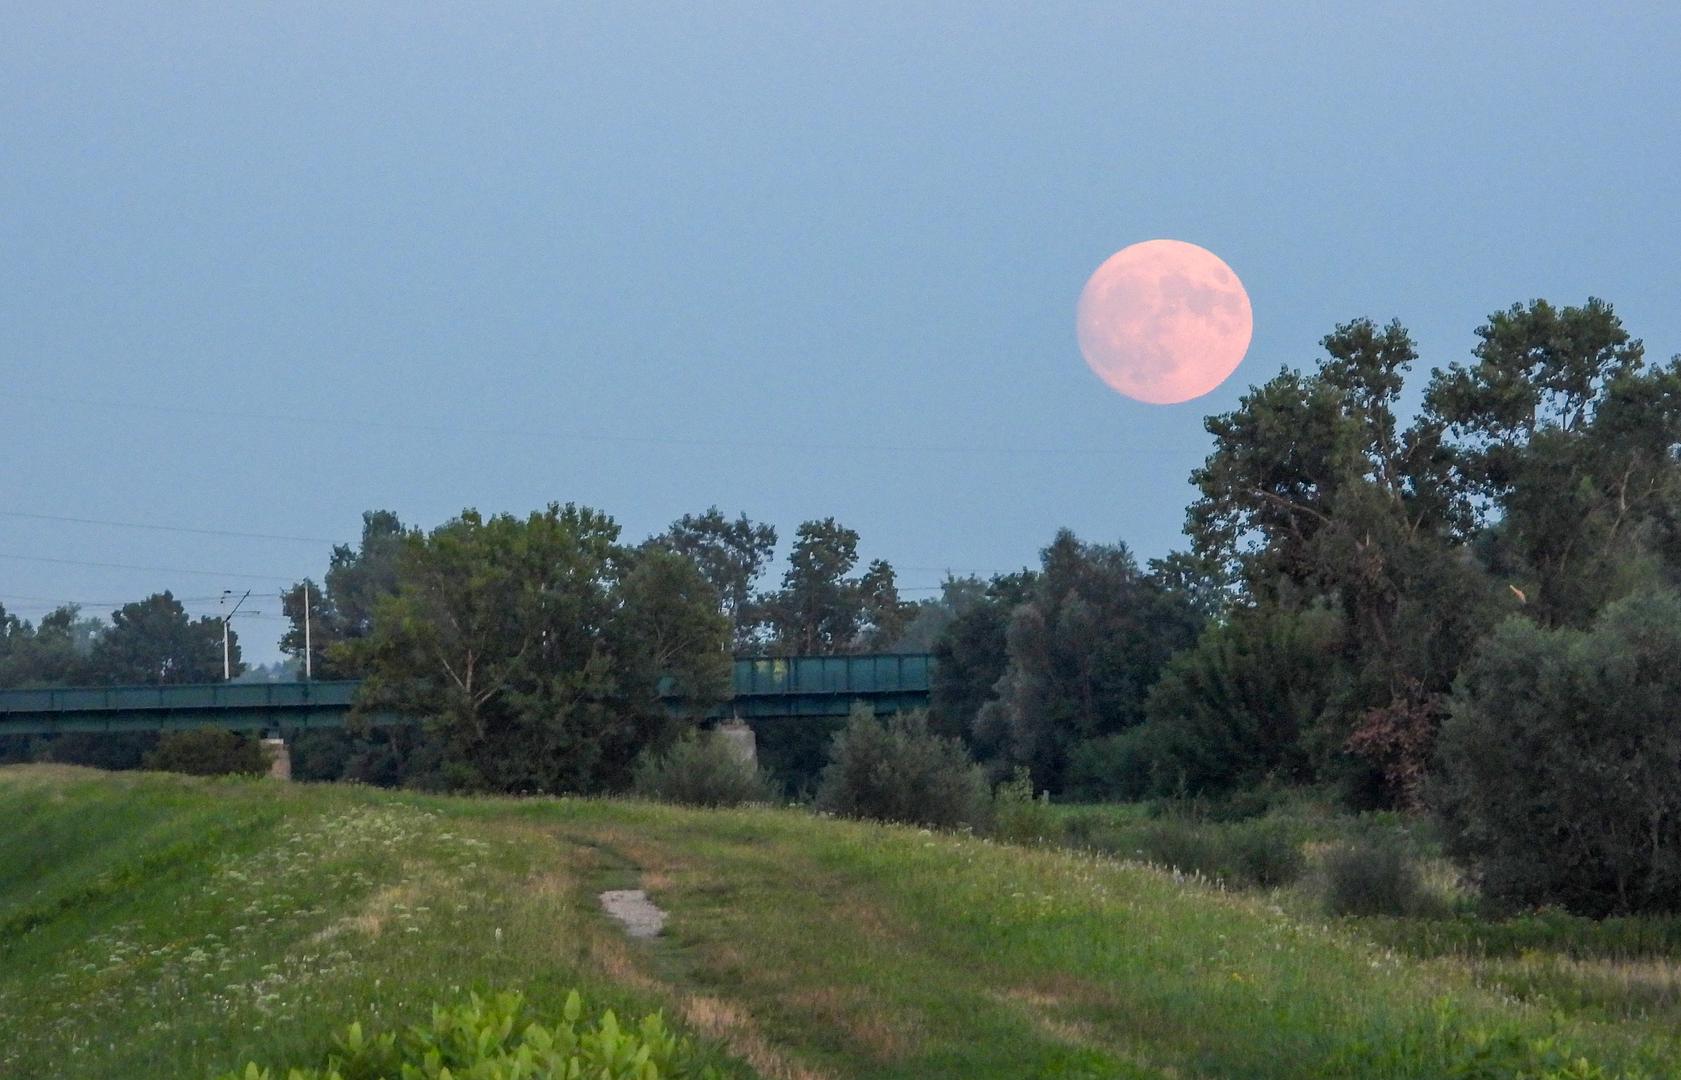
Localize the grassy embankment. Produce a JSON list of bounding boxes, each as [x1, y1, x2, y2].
[[3, 765, 1679, 1079]]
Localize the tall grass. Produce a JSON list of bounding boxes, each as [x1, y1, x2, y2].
[[4, 766, 1679, 1079]]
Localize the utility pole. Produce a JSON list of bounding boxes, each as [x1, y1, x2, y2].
[[221, 589, 251, 681], [302, 582, 312, 681]]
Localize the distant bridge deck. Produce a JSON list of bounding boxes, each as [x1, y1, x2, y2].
[[0, 654, 932, 737]]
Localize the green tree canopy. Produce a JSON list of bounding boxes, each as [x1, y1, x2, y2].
[[89, 592, 234, 685], [346, 504, 730, 794], [647, 508, 777, 650], [973, 531, 1203, 792], [1436, 590, 1681, 915], [281, 509, 409, 678]]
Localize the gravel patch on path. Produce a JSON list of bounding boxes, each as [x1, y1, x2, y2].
[[600, 889, 666, 938]]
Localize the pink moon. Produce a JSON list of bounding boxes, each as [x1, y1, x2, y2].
[[1076, 239, 1253, 405]]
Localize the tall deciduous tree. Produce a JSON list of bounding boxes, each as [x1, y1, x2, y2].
[[90, 592, 233, 685], [928, 572, 1035, 744], [346, 504, 730, 794], [1184, 319, 1497, 803], [648, 508, 777, 650], [1425, 298, 1681, 626], [759, 518, 861, 653], [974, 531, 1202, 792], [281, 510, 408, 678]]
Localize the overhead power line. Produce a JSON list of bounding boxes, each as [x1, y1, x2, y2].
[[17, 390, 1168, 459], [0, 510, 336, 545], [0, 552, 299, 583]]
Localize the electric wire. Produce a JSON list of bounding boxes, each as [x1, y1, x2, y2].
[[17, 390, 1160, 459], [0, 510, 335, 545]]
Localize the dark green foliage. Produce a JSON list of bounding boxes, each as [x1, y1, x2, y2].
[[1115, 818, 1305, 889], [815, 706, 991, 829], [346, 504, 732, 795], [1436, 590, 1681, 915], [143, 728, 270, 777], [1360, 908, 1681, 961], [220, 990, 723, 1080], [991, 767, 1057, 845], [280, 510, 408, 679], [1183, 319, 1497, 806], [43, 732, 159, 771], [1127, 603, 1353, 798], [1061, 727, 1162, 802], [648, 507, 777, 650], [1424, 298, 1681, 628], [1319, 839, 1428, 917], [90, 592, 237, 684], [284, 728, 438, 787], [974, 532, 1203, 793], [633, 731, 771, 808], [744, 714, 846, 797], [756, 518, 913, 653], [0, 603, 104, 688], [928, 572, 1033, 743], [892, 575, 989, 654]]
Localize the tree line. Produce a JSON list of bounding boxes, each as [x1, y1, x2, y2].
[[5, 295, 1678, 913]]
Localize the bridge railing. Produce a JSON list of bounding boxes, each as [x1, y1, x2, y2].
[[0, 655, 933, 735], [0, 680, 361, 716], [732, 654, 931, 696]]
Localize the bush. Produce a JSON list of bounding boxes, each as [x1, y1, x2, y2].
[[1435, 591, 1681, 915], [1319, 839, 1426, 917], [1120, 818, 1305, 889], [633, 729, 771, 808], [815, 706, 991, 830], [1225, 823, 1306, 888], [1062, 728, 1162, 802], [220, 990, 723, 1079], [991, 767, 1057, 845], [1136, 603, 1352, 798], [142, 728, 269, 777]]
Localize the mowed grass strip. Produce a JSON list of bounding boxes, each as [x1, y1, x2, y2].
[[2, 766, 1678, 1079]]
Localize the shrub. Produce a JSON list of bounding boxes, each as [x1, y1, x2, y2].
[[815, 706, 991, 830], [991, 767, 1058, 845], [1224, 823, 1306, 888], [1137, 603, 1352, 798], [633, 729, 771, 808], [1124, 818, 1304, 889], [1062, 728, 1162, 802], [1435, 591, 1681, 915], [1320, 839, 1426, 917], [142, 728, 269, 777], [219, 990, 723, 1079]]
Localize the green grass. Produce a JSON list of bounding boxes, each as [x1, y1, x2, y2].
[[3, 766, 1680, 1078]]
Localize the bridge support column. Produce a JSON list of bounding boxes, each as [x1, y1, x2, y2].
[[713, 720, 757, 767], [262, 738, 291, 781]]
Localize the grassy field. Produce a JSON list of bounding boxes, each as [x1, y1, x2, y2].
[[3, 766, 1680, 1079]]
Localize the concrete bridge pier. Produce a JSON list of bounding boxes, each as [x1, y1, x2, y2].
[[713, 720, 757, 766]]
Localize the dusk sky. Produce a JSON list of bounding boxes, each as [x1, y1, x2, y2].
[[5, 3, 1679, 663]]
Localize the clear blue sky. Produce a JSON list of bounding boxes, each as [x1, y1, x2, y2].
[[4, 3, 1678, 663]]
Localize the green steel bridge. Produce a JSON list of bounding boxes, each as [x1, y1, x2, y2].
[[0, 654, 932, 738]]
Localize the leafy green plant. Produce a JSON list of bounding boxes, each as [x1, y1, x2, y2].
[[1436, 591, 1681, 915], [1104, 817, 1304, 889], [219, 990, 722, 1080], [1223, 822, 1306, 888], [1320, 838, 1429, 917], [815, 706, 991, 830], [633, 729, 772, 808], [991, 767, 1057, 845], [143, 728, 270, 777]]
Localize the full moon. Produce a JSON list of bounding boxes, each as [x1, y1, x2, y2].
[[1076, 239, 1253, 405]]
